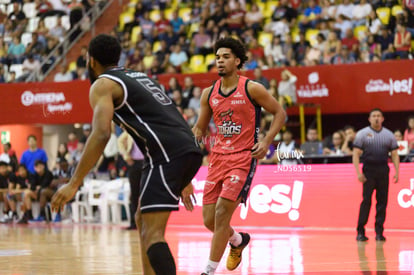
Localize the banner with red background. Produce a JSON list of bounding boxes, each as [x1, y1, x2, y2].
[[0, 60, 413, 124], [170, 163, 414, 229]]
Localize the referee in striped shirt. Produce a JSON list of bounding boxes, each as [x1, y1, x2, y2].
[[353, 108, 399, 242]]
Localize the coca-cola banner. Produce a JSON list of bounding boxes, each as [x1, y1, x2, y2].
[[170, 163, 414, 229], [0, 80, 92, 124], [0, 60, 413, 124]]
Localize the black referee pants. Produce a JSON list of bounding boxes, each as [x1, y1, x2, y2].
[[128, 160, 143, 228], [357, 164, 390, 235]]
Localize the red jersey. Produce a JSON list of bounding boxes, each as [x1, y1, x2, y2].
[[208, 76, 261, 155]]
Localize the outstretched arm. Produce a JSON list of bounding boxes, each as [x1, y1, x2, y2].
[[248, 81, 286, 159], [192, 86, 213, 141], [52, 78, 117, 210]]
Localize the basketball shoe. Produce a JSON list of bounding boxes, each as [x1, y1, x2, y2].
[[226, 232, 250, 270]]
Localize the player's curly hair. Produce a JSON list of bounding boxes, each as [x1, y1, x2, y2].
[[88, 34, 121, 67], [214, 37, 248, 69]]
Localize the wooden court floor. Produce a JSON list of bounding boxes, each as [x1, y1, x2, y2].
[[0, 223, 413, 274]]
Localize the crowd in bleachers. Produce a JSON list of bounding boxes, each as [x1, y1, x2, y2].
[[0, 0, 100, 82]]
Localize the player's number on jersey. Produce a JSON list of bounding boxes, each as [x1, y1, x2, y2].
[[137, 78, 172, 106]]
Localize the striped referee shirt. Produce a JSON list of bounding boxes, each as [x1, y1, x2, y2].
[[353, 126, 399, 165]]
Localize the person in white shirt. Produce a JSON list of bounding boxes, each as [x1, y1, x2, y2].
[[352, 0, 372, 27], [278, 69, 297, 108], [54, 63, 73, 82], [335, 0, 354, 20]]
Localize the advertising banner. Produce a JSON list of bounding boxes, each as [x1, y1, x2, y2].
[[170, 163, 414, 229], [0, 60, 413, 124]]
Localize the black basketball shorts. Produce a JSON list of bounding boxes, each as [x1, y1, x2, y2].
[[139, 152, 202, 213]]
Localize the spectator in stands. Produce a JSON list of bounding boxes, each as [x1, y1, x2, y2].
[[123, 2, 145, 34], [332, 44, 356, 64], [248, 38, 265, 61], [184, 108, 198, 128], [25, 160, 54, 222], [95, 123, 118, 175], [294, 32, 310, 65], [244, 3, 263, 35], [80, 124, 91, 143], [394, 129, 403, 141], [0, 161, 12, 223], [367, 10, 383, 35], [166, 76, 181, 97], [341, 28, 359, 57], [154, 40, 170, 70], [335, 14, 353, 39], [265, 35, 286, 66], [0, 37, 6, 65], [404, 115, 414, 152], [276, 129, 301, 165], [244, 51, 258, 70], [41, 36, 59, 73], [48, 0, 69, 16], [182, 76, 195, 101], [139, 11, 155, 42], [55, 143, 71, 167], [278, 69, 297, 109], [170, 9, 185, 34], [172, 90, 188, 109], [253, 67, 270, 89], [335, 0, 354, 20], [155, 11, 170, 40], [7, 165, 30, 222], [323, 131, 345, 155], [7, 2, 27, 38], [36, 0, 53, 19], [0, 143, 18, 172], [54, 63, 73, 82], [342, 125, 356, 154], [125, 48, 142, 69], [48, 159, 72, 222], [271, 0, 298, 28], [321, 0, 337, 20], [142, 46, 155, 71], [265, 16, 290, 42], [67, 132, 78, 154], [169, 44, 188, 71], [188, 86, 201, 113], [404, 6, 414, 36], [49, 16, 67, 42], [20, 135, 48, 175], [324, 31, 341, 63], [25, 32, 45, 57], [377, 26, 395, 60], [393, 23, 411, 59], [164, 25, 180, 51], [17, 54, 41, 82], [7, 71, 16, 83], [7, 36, 25, 65], [225, 1, 245, 35], [299, 0, 322, 32], [191, 25, 212, 55], [352, 0, 372, 27], [76, 45, 87, 69], [70, 140, 85, 167], [301, 127, 323, 155]]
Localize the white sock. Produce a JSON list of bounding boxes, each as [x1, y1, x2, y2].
[[229, 231, 242, 247], [204, 259, 219, 274]]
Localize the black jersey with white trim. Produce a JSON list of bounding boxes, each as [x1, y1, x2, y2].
[[99, 67, 201, 167]]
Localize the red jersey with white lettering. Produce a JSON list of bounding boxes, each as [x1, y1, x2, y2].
[[208, 75, 261, 155]]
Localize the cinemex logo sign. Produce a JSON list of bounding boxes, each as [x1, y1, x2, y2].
[[21, 91, 73, 114]]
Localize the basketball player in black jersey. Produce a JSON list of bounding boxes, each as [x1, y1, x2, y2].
[[52, 34, 202, 275]]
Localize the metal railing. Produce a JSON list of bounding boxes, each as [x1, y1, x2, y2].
[[26, 0, 114, 82]]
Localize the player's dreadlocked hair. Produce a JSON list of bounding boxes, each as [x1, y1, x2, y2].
[[214, 37, 248, 69], [88, 34, 121, 67]]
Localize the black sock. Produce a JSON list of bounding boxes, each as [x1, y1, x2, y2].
[[40, 209, 46, 217], [25, 210, 33, 219], [146, 242, 176, 275]]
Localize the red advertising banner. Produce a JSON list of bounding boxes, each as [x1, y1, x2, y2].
[[0, 80, 92, 125], [170, 163, 414, 229], [0, 60, 413, 124]]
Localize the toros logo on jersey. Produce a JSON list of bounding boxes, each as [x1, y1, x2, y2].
[[218, 109, 242, 138]]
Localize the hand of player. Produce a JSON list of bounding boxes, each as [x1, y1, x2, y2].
[[51, 182, 79, 212], [251, 142, 269, 159], [357, 173, 367, 183], [181, 183, 196, 212], [393, 174, 399, 184]]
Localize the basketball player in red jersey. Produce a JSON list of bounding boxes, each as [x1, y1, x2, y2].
[[193, 37, 286, 275]]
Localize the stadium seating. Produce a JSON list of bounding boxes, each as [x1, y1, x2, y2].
[[376, 7, 391, 25]]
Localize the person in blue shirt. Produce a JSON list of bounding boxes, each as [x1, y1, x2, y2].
[[20, 135, 48, 175]]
